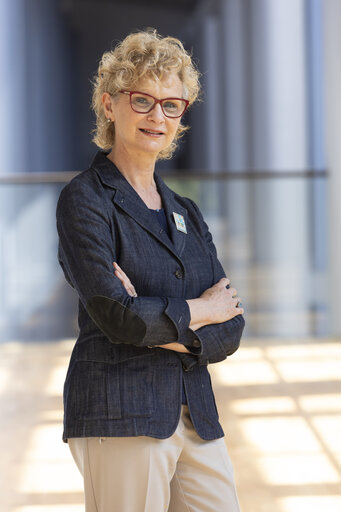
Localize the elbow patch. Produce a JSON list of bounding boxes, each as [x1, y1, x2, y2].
[[86, 295, 147, 345]]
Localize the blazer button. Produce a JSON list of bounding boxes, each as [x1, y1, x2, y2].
[[182, 364, 193, 372], [192, 339, 201, 348], [175, 268, 184, 279]]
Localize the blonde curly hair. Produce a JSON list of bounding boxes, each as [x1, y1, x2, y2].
[[91, 28, 201, 160]]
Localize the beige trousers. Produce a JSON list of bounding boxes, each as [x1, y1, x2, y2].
[[68, 405, 241, 512]]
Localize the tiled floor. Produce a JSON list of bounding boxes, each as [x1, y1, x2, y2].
[[1, 337, 340, 512]]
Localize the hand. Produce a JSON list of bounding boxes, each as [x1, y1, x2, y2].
[[200, 277, 244, 323], [155, 342, 190, 353], [187, 277, 244, 330], [112, 262, 137, 297]]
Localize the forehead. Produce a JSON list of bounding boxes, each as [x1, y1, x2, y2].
[[135, 73, 184, 97]]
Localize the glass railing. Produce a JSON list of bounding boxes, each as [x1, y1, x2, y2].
[[0, 171, 327, 341]]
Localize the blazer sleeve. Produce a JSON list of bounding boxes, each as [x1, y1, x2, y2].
[[177, 198, 245, 370], [56, 179, 192, 348]]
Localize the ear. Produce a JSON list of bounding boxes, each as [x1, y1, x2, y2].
[[102, 92, 115, 122]]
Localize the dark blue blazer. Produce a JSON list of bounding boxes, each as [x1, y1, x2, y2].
[[56, 149, 245, 442]]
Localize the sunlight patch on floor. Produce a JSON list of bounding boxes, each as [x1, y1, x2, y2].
[[45, 366, 68, 396], [210, 339, 341, 511], [214, 359, 279, 385], [12, 507, 84, 512], [231, 396, 297, 414], [275, 360, 341, 382], [256, 453, 340, 485], [239, 416, 321, 453], [298, 394, 341, 412], [0, 367, 10, 394], [278, 495, 341, 512], [311, 415, 341, 451], [17, 424, 83, 494]]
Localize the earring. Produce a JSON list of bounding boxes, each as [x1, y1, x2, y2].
[[106, 118, 111, 123]]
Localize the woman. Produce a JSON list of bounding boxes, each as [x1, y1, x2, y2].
[[56, 29, 245, 512]]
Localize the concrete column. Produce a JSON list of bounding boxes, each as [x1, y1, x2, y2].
[[189, 1, 224, 171], [0, 0, 27, 174], [219, 0, 250, 170], [217, 0, 251, 300], [25, 0, 78, 172], [0, 0, 77, 174], [305, 0, 327, 335], [188, 1, 227, 254], [0, 0, 76, 339], [323, 0, 341, 335], [247, 0, 310, 335]]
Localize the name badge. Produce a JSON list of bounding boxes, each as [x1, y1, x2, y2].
[[173, 212, 187, 234]]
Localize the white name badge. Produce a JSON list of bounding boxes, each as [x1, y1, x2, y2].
[[173, 212, 187, 234]]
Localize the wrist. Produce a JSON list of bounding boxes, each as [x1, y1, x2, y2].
[[186, 298, 210, 330]]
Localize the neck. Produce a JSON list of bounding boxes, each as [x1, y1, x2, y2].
[[106, 144, 162, 209], [107, 144, 157, 190]]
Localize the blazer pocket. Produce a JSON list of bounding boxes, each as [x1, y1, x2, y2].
[[118, 357, 156, 418], [70, 361, 121, 420], [68, 355, 156, 421]]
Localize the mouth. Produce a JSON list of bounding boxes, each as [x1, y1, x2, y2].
[[139, 128, 164, 137]]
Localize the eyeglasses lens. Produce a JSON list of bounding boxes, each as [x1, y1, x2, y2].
[[130, 93, 186, 118]]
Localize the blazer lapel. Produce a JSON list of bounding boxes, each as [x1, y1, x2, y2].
[[155, 174, 188, 258], [91, 150, 188, 259]]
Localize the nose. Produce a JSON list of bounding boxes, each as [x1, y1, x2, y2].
[[147, 102, 165, 122]]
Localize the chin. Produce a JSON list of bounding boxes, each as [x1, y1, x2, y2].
[[138, 142, 166, 155]]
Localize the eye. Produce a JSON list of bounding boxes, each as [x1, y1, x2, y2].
[[163, 101, 178, 110], [133, 95, 152, 106]]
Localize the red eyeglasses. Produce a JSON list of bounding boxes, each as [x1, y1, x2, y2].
[[119, 90, 189, 118]]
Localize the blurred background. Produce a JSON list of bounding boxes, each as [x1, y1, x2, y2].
[[0, 1, 341, 511]]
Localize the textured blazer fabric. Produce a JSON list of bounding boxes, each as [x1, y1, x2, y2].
[[56, 149, 245, 442]]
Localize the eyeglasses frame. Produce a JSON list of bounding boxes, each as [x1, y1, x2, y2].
[[119, 90, 189, 118]]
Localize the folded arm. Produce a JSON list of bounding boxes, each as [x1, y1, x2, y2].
[[111, 194, 246, 368], [57, 181, 245, 362]]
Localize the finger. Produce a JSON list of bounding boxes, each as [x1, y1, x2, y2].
[[114, 269, 125, 285], [113, 262, 130, 281], [114, 268, 126, 281], [113, 263, 123, 278], [115, 268, 128, 279], [112, 262, 136, 297], [129, 285, 137, 296], [217, 277, 230, 287], [113, 265, 122, 277], [122, 278, 132, 291], [115, 271, 130, 291], [123, 282, 135, 297], [114, 266, 132, 287]]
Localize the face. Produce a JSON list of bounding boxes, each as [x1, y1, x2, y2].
[[104, 73, 184, 159]]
